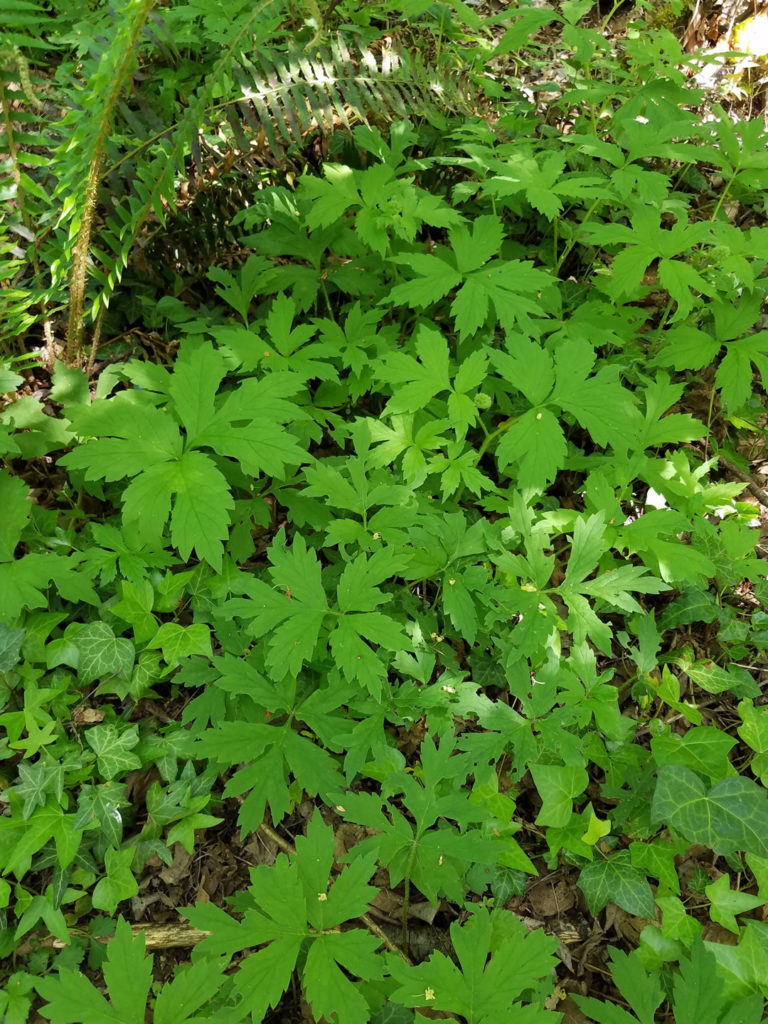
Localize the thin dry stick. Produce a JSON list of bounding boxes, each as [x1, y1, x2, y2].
[[718, 454, 768, 509], [258, 821, 413, 964], [17, 922, 211, 956]]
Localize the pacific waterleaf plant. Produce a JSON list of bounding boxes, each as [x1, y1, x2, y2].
[[185, 812, 383, 1024], [61, 341, 310, 569]]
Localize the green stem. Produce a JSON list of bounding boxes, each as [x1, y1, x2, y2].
[[401, 839, 419, 957], [556, 198, 600, 274], [454, 415, 516, 506], [710, 176, 735, 222]]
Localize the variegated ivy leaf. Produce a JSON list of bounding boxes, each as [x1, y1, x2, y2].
[[73, 621, 135, 685]]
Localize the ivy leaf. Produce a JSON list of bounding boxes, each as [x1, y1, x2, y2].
[[110, 580, 156, 644], [0, 799, 83, 878], [652, 765, 768, 857], [74, 783, 127, 847], [12, 760, 60, 820], [167, 811, 223, 854], [147, 622, 211, 666], [74, 622, 135, 685], [706, 922, 768, 1006], [531, 763, 588, 827], [91, 846, 139, 914], [579, 851, 655, 918], [0, 620, 25, 672], [629, 840, 680, 895], [86, 724, 142, 781], [705, 873, 764, 934]]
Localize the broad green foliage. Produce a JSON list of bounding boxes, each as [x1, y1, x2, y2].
[[3, 2, 768, 1023], [387, 905, 560, 1022]]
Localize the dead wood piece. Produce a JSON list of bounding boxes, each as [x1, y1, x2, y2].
[[718, 454, 768, 509]]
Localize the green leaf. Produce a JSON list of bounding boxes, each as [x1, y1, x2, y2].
[[579, 851, 655, 918], [194, 372, 308, 478], [167, 342, 227, 442], [153, 957, 229, 1024], [0, 365, 23, 394], [652, 765, 768, 858], [63, 393, 183, 480], [575, 946, 665, 1022], [0, 470, 29, 562], [50, 360, 89, 407], [496, 408, 565, 489], [74, 622, 135, 686], [672, 940, 728, 1024], [379, 324, 450, 415], [717, 333, 768, 410], [110, 580, 156, 644], [0, 800, 83, 877], [86, 724, 142, 781], [491, 339, 555, 407], [91, 846, 139, 914], [233, 932, 305, 1021], [166, 450, 235, 571], [304, 932, 383, 1024], [74, 782, 126, 847], [188, 811, 378, 1022], [37, 917, 151, 1024], [199, 721, 340, 831], [147, 622, 211, 666], [386, 252, 461, 309], [388, 906, 559, 1023], [531, 763, 588, 827], [0, 621, 25, 671], [607, 947, 664, 1024], [705, 873, 764, 934]]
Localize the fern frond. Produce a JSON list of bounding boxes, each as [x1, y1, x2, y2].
[[228, 35, 473, 152], [53, 0, 158, 358], [0, 0, 50, 51], [86, 33, 473, 323], [0, 22, 57, 352], [4, 0, 480, 358]]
